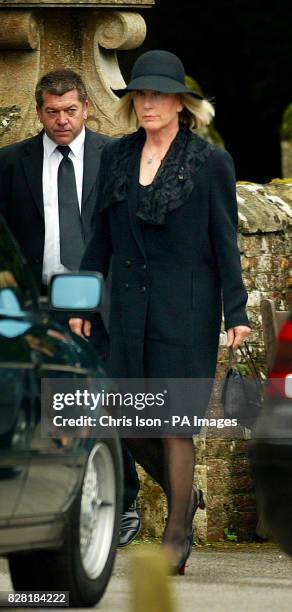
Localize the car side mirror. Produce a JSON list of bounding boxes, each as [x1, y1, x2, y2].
[[49, 272, 103, 312]]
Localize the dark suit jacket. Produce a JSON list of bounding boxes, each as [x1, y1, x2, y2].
[[0, 127, 111, 287], [82, 127, 250, 398]]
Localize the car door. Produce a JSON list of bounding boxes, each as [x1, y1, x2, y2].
[[0, 218, 90, 526], [0, 218, 101, 528], [16, 322, 96, 521], [0, 218, 39, 525]]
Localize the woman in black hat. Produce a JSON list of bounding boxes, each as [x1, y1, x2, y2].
[[71, 50, 250, 573]]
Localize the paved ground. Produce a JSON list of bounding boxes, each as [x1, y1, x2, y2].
[[1, 543, 292, 611]]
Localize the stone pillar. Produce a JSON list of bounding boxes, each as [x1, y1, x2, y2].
[[0, 0, 154, 145]]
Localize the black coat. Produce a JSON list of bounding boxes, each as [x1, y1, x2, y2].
[[0, 127, 111, 288], [82, 127, 249, 383]]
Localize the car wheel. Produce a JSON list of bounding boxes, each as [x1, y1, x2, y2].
[[9, 437, 123, 607]]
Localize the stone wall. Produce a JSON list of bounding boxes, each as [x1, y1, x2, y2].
[[138, 180, 292, 543]]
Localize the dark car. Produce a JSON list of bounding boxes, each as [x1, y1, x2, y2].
[[251, 313, 292, 553], [0, 217, 123, 607]]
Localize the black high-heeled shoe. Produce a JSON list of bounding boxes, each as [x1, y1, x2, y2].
[[166, 488, 206, 576], [188, 486, 205, 533], [192, 486, 206, 515], [172, 537, 193, 576], [186, 486, 205, 551]]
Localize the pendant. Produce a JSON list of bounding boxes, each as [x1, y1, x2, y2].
[[147, 157, 153, 165]]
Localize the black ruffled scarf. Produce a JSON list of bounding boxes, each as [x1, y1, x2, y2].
[[101, 126, 215, 225]]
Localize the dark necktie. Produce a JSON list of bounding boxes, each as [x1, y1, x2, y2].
[[57, 144, 85, 270]]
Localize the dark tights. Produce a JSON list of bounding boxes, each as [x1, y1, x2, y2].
[[125, 437, 195, 553]]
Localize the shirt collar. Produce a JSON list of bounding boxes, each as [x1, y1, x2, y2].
[[43, 126, 86, 159]]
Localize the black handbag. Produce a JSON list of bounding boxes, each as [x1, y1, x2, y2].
[[221, 343, 264, 428]]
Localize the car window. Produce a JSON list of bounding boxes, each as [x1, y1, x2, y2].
[[0, 216, 38, 312], [0, 287, 21, 312]]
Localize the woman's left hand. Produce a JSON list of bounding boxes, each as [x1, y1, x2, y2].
[[226, 325, 251, 350]]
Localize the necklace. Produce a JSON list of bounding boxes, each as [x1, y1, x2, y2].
[[145, 144, 166, 165], [145, 145, 156, 165]]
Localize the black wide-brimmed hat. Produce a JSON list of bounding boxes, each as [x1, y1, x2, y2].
[[113, 50, 203, 100]]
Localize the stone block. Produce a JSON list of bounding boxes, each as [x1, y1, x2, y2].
[[205, 439, 235, 459], [245, 273, 285, 292], [281, 141, 292, 178], [137, 467, 167, 540], [228, 456, 251, 475], [207, 518, 228, 542], [229, 511, 258, 541], [230, 474, 254, 494], [232, 493, 256, 512]]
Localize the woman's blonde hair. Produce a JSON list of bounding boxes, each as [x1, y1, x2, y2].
[[115, 92, 215, 132]]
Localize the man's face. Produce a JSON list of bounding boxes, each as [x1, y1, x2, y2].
[[37, 89, 88, 145]]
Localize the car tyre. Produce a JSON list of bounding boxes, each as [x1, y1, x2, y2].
[[9, 437, 123, 607]]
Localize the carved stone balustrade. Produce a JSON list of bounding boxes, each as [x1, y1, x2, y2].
[[0, 0, 154, 144]]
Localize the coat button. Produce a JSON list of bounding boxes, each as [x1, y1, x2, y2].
[[141, 263, 147, 270], [124, 283, 129, 290], [125, 260, 131, 267], [140, 285, 146, 293]]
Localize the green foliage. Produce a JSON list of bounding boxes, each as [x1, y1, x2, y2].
[[185, 75, 204, 97], [281, 103, 292, 141], [206, 125, 225, 147], [223, 528, 238, 542], [186, 74, 224, 147], [270, 178, 292, 184], [236, 363, 252, 377]]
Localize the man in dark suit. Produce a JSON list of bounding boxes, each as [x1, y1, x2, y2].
[[0, 69, 109, 290], [0, 68, 140, 547]]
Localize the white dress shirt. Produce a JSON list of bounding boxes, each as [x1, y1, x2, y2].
[[42, 127, 85, 285]]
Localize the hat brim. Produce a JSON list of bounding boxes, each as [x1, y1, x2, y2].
[[113, 75, 203, 99]]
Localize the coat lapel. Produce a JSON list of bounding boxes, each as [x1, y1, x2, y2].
[[100, 128, 214, 228], [100, 130, 147, 260], [126, 153, 147, 261], [21, 133, 44, 219], [81, 128, 105, 212]]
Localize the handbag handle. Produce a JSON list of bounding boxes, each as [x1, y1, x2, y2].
[[228, 343, 260, 380], [228, 347, 234, 368]]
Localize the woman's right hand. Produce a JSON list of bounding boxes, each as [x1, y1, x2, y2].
[[69, 318, 91, 338]]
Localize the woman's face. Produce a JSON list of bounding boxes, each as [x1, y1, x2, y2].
[[133, 90, 183, 132]]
